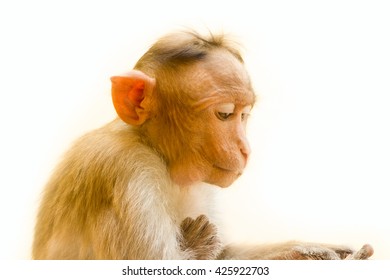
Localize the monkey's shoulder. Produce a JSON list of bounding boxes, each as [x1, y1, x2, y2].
[[69, 119, 162, 167], [47, 119, 167, 189], [43, 119, 171, 212]]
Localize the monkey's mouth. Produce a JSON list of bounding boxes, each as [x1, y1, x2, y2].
[[213, 164, 242, 176]]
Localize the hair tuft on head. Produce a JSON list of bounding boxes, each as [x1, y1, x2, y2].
[[134, 30, 244, 73]]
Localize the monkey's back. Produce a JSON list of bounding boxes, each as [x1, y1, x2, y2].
[[32, 119, 181, 259]]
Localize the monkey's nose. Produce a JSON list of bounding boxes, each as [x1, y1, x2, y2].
[[241, 147, 250, 167], [237, 132, 251, 166]]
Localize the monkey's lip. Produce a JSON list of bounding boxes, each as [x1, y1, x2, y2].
[[213, 164, 242, 175]]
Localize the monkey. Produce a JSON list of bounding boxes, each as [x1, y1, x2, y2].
[[32, 30, 373, 260]]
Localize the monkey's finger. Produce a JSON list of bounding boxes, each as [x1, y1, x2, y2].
[[183, 215, 210, 232], [194, 215, 210, 231], [180, 217, 195, 232], [346, 244, 374, 260]]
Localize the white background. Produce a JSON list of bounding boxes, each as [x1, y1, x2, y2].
[[0, 0, 389, 259]]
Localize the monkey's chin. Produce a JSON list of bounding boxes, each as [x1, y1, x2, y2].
[[207, 166, 243, 188], [206, 176, 239, 188]]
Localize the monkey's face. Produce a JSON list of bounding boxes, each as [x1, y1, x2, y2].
[[199, 102, 253, 187], [166, 52, 256, 188]]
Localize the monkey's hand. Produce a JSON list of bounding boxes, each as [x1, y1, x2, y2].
[[289, 243, 374, 260], [180, 215, 222, 260], [345, 244, 374, 260]]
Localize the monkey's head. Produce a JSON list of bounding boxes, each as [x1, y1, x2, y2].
[[111, 31, 256, 188]]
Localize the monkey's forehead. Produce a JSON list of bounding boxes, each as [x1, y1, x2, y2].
[[197, 67, 255, 106], [184, 53, 254, 91], [191, 87, 256, 112]]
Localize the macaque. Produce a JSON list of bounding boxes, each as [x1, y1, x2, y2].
[[32, 31, 373, 260]]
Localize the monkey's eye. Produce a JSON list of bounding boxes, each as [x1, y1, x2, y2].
[[241, 105, 252, 121], [241, 113, 250, 121], [216, 103, 235, 121], [217, 112, 234, 121]]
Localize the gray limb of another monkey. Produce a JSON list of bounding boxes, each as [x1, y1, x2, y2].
[[219, 242, 374, 260], [179, 215, 222, 260], [292, 244, 374, 260]]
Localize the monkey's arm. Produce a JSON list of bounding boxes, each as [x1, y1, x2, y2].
[[218, 241, 374, 260], [179, 215, 222, 260]]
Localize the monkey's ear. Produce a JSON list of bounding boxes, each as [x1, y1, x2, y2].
[[111, 70, 156, 126]]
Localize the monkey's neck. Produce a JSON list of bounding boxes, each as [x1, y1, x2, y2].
[[175, 182, 219, 224]]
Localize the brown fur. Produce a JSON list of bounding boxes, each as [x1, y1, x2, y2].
[[32, 30, 373, 260]]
